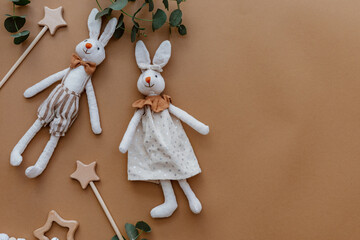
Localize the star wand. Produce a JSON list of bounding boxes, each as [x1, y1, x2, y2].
[[71, 161, 125, 240], [0, 6, 67, 88]]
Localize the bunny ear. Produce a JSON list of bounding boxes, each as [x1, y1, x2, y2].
[[135, 40, 151, 69], [99, 17, 117, 46], [88, 8, 102, 40], [153, 40, 171, 68]]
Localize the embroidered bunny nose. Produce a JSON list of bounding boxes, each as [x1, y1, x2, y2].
[[85, 43, 92, 49], [145, 77, 151, 83]]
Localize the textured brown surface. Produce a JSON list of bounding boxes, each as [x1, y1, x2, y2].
[[2, 0, 360, 239]]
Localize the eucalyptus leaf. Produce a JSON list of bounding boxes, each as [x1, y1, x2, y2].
[[116, 13, 124, 29], [4, 16, 25, 33], [11, 0, 31, 6], [95, 8, 112, 20], [131, 25, 138, 42], [162, 0, 169, 10], [152, 9, 166, 31], [111, 235, 127, 240], [146, 0, 154, 12], [109, 0, 128, 10], [135, 221, 151, 233], [177, 24, 186, 35], [125, 223, 139, 240], [114, 21, 125, 39], [11, 30, 29, 44], [169, 9, 182, 26]]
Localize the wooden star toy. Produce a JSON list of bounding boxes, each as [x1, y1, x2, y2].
[[33, 210, 79, 240], [71, 161, 100, 189], [71, 161, 124, 240], [38, 6, 67, 35]]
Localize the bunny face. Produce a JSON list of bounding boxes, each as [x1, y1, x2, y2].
[[75, 8, 117, 66], [75, 38, 105, 65], [137, 69, 165, 96], [135, 40, 171, 96]]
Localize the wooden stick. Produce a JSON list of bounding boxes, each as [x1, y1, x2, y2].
[[90, 182, 124, 240], [0, 26, 48, 88]]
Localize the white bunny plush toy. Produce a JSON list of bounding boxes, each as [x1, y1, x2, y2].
[[119, 40, 210, 218], [10, 8, 117, 178]]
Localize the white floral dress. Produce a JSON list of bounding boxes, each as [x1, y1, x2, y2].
[[127, 95, 201, 182]]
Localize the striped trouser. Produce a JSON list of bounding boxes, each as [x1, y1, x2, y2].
[[37, 84, 80, 137]]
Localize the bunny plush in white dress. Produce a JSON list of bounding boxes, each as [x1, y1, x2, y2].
[[119, 40, 210, 218], [10, 9, 117, 178]]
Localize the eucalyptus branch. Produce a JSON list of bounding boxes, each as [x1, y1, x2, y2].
[[121, 10, 152, 22], [96, 0, 103, 10], [4, 0, 31, 45], [95, 0, 187, 42], [13, 4, 19, 32], [111, 221, 151, 240]]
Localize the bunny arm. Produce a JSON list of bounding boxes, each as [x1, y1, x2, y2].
[[85, 79, 102, 134], [169, 103, 210, 135], [23, 68, 70, 98], [119, 108, 144, 153]]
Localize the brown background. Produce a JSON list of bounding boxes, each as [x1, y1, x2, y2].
[[1, 0, 360, 239]]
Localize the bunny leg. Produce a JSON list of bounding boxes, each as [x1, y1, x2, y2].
[[25, 135, 60, 178], [150, 180, 178, 218], [178, 179, 202, 214], [10, 119, 43, 166]]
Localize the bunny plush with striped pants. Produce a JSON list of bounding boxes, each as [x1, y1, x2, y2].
[[10, 9, 117, 178]]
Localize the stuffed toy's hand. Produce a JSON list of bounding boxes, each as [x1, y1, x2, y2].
[[23, 87, 37, 98], [119, 142, 128, 154], [198, 124, 210, 135], [92, 124, 102, 134]]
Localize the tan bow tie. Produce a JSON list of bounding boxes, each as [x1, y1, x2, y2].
[[132, 95, 171, 113], [70, 54, 97, 75]]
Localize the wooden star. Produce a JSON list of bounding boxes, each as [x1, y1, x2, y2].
[[33, 210, 79, 240], [71, 161, 100, 189], [38, 6, 67, 35]]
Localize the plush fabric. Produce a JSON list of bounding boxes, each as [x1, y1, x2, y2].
[[132, 95, 171, 113], [70, 54, 96, 75], [178, 179, 202, 214], [149, 179, 202, 218], [25, 135, 60, 178], [128, 107, 202, 181], [0, 233, 25, 240], [150, 180, 178, 218], [119, 40, 210, 218], [10, 8, 116, 178], [37, 82, 80, 137], [10, 119, 42, 167]]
